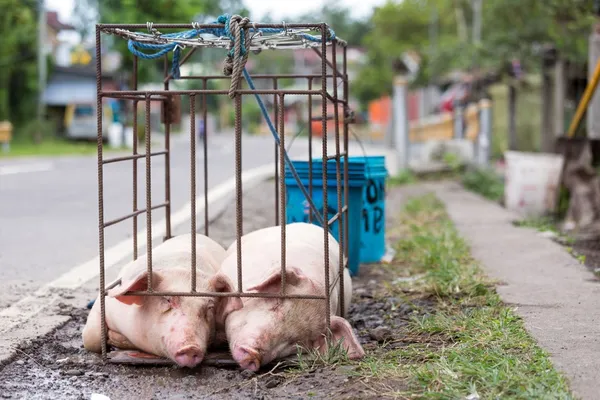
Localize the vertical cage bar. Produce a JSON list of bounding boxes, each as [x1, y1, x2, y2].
[[308, 78, 313, 223], [202, 78, 209, 236], [332, 41, 345, 319], [321, 24, 331, 334], [190, 94, 197, 292], [273, 78, 280, 225], [235, 92, 243, 293], [145, 95, 153, 291], [341, 46, 350, 319], [163, 56, 172, 240], [279, 94, 287, 295], [132, 56, 139, 260], [95, 25, 107, 359]]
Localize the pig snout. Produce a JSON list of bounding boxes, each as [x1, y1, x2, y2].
[[173, 345, 204, 368], [232, 344, 262, 371]]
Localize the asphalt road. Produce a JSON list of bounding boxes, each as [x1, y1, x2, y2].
[[0, 132, 309, 311]]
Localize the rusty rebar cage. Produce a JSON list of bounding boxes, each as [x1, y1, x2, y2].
[[95, 21, 351, 362]]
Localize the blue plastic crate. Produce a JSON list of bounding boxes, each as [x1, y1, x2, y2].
[[284, 161, 365, 276], [351, 156, 388, 263]]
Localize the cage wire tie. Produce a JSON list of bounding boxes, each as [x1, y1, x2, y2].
[[147, 21, 162, 38]]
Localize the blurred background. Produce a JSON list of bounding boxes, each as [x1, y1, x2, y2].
[[0, 0, 597, 160]]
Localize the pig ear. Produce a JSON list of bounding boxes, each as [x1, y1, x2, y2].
[[313, 316, 365, 360], [246, 267, 306, 294], [107, 271, 160, 306], [209, 273, 243, 326]]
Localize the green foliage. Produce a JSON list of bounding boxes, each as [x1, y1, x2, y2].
[[0, 0, 39, 126], [513, 215, 576, 245], [293, 337, 349, 372], [294, 5, 371, 46], [354, 0, 459, 104], [513, 216, 558, 233], [489, 81, 542, 158], [388, 169, 418, 186], [461, 167, 505, 202], [354, 0, 595, 107], [545, 0, 596, 64], [97, 0, 247, 83]]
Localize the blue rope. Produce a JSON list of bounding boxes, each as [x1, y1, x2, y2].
[[242, 68, 325, 227], [126, 14, 336, 79]]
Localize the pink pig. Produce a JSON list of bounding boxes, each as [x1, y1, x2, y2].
[[82, 233, 242, 368], [215, 222, 365, 371]]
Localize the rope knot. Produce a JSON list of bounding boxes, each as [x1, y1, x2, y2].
[[222, 14, 251, 98]]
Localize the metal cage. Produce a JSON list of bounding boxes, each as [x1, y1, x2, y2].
[[95, 21, 351, 364]]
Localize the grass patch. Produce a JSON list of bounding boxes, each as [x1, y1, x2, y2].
[[513, 216, 575, 246], [292, 336, 350, 372], [461, 167, 505, 203], [2, 139, 98, 158], [0, 137, 131, 158], [356, 193, 574, 399], [513, 216, 557, 233], [388, 169, 464, 189], [388, 169, 418, 186]]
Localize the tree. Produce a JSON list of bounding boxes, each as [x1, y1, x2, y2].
[[72, 0, 99, 43], [0, 0, 39, 127], [353, 0, 460, 106], [294, 5, 371, 46], [353, 0, 596, 147], [545, 0, 595, 63], [95, 0, 246, 83]]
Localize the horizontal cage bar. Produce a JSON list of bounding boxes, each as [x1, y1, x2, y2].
[[98, 22, 338, 31], [103, 202, 169, 228], [179, 74, 341, 80], [100, 89, 324, 96], [103, 151, 168, 165], [120, 291, 327, 300]]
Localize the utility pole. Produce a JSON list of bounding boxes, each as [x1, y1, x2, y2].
[[472, 0, 482, 99], [37, 0, 47, 142], [472, 0, 482, 46], [428, 8, 438, 58]]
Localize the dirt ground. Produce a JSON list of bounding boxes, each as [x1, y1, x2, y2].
[[0, 180, 426, 400]]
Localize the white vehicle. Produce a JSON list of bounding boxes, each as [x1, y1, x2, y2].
[[64, 103, 113, 141]]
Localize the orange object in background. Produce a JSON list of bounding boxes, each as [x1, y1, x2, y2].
[[368, 96, 391, 126], [310, 103, 345, 137]]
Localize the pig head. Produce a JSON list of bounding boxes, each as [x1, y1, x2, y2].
[[82, 234, 242, 368], [217, 223, 364, 371]]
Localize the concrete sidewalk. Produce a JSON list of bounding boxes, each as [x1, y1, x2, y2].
[[424, 182, 600, 400]]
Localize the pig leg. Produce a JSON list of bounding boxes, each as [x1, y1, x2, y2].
[[107, 330, 138, 350], [342, 268, 352, 317], [83, 295, 137, 353], [82, 295, 102, 353]]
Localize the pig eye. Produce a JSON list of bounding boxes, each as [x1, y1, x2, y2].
[[160, 296, 173, 312]]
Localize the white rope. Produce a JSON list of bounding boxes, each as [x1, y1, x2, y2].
[[107, 27, 339, 51]]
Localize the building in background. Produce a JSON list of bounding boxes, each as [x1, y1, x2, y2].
[[42, 10, 122, 140]]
